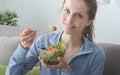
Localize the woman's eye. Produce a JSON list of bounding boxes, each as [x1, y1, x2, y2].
[[76, 14, 83, 18], [64, 9, 70, 14]]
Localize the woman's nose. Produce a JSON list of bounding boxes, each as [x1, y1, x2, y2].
[[66, 14, 74, 24]]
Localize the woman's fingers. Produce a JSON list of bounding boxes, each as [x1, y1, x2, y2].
[[57, 57, 70, 71], [20, 28, 37, 49], [57, 57, 65, 63], [38, 57, 48, 68], [20, 30, 36, 41], [20, 28, 32, 37]]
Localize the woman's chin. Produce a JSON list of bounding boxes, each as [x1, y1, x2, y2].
[[64, 30, 73, 34], [62, 27, 74, 34]]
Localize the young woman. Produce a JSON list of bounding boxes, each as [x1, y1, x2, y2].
[[6, 0, 105, 75]]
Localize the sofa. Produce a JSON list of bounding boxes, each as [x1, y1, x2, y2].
[[0, 25, 120, 75], [99, 43, 120, 75]]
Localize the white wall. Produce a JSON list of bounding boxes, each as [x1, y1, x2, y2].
[[0, 0, 6, 10], [1, 0, 120, 44], [6, 0, 63, 32], [94, 0, 120, 44]]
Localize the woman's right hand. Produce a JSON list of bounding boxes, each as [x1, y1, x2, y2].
[[20, 28, 37, 50], [38, 57, 70, 72]]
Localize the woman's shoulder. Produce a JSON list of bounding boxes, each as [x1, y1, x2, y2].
[[90, 42, 105, 58], [83, 37, 105, 55], [92, 42, 104, 52], [83, 39, 105, 62]]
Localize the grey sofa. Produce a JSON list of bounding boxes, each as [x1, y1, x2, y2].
[[0, 25, 120, 75], [99, 43, 120, 75], [0, 25, 24, 65]]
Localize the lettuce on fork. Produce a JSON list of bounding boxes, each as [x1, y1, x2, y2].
[[39, 41, 66, 65]]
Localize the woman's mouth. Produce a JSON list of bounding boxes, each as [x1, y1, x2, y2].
[[64, 23, 75, 29]]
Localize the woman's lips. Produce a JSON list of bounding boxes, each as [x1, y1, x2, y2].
[[64, 24, 75, 29]]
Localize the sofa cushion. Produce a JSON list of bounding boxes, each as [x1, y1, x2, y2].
[[0, 65, 7, 75], [0, 65, 40, 75], [0, 36, 20, 65]]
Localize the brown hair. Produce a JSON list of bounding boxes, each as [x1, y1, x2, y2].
[[62, 0, 97, 41]]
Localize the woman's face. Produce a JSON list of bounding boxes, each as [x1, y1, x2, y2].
[[61, 0, 92, 35]]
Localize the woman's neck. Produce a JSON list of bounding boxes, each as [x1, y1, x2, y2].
[[61, 32, 83, 48]]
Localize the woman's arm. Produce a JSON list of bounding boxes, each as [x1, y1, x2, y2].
[[5, 28, 41, 75]]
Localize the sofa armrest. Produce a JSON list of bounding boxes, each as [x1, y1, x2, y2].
[[98, 43, 120, 75]]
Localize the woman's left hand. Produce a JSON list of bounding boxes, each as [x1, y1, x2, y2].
[[38, 57, 70, 72]]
